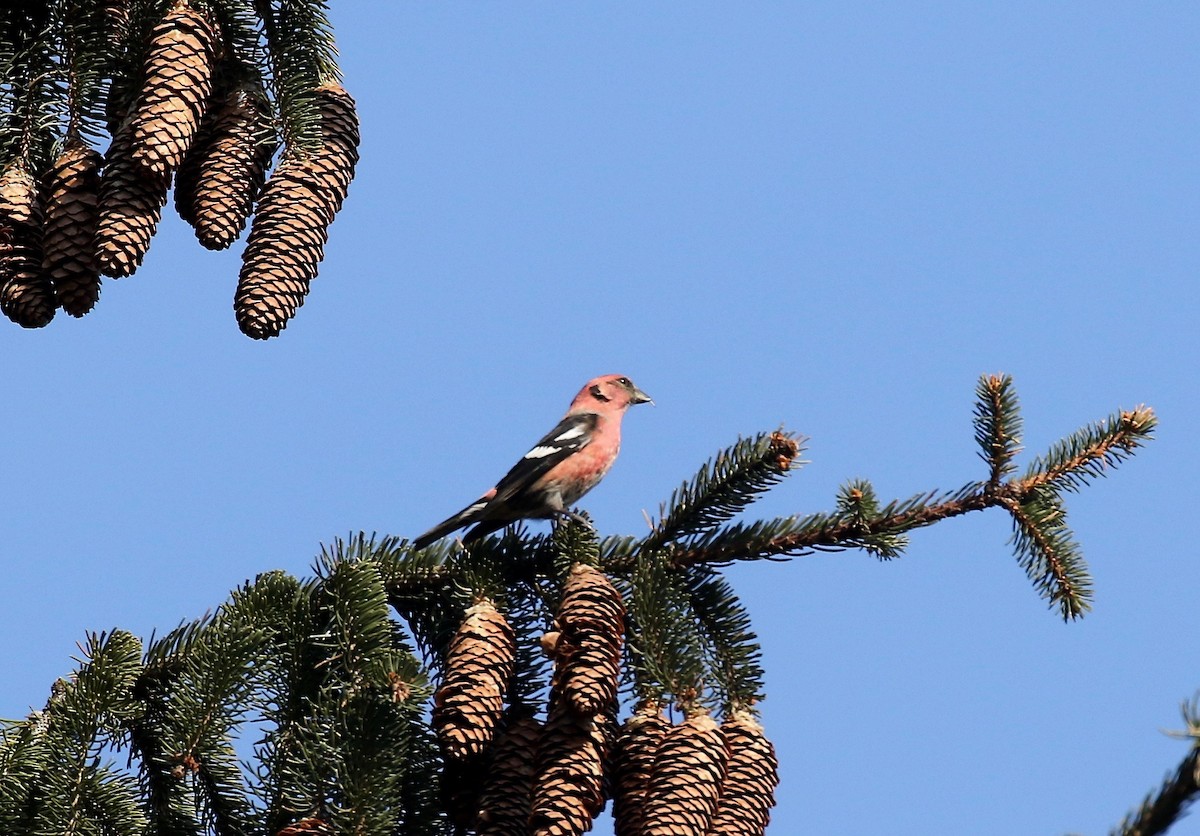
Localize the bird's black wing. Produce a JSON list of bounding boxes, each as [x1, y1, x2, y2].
[[490, 412, 599, 505]]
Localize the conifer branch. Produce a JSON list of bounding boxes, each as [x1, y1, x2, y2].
[[834, 479, 910, 559], [1, 631, 144, 836], [646, 430, 803, 548], [683, 567, 766, 711], [974, 373, 1023, 488], [1110, 696, 1200, 836], [1001, 488, 1091, 619], [660, 381, 1154, 621], [53, 0, 110, 143], [0, 4, 59, 169], [76, 765, 147, 834], [625, 552, 706, 706], [663, 482, 998, 569], [255, 0, 341, 154], [1018, 406, 1156, 494]]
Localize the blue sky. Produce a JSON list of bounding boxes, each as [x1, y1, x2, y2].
[[2, 3, 1197, 833]]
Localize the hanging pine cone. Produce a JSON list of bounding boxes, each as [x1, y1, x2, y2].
[[104, 0, 129, 33], [612, 703, 670, 836], [476, 710, 543, 836], [0, 164, 54, 328], [554, 563, 625, 718], [174, 84, 274, 250], [442, 755, 490, 829], [708, 710, 779, 836], [275, 818, 333, 835], [96, 124, 171, 278], [235, 83, 359, 339], [42, 140, 103, 316], [171, 89, 213, 229], [432, 599, 516, 761], [128, 1, 221, 177], [642, 711, 729, 836], [530, 694, 614, 836]]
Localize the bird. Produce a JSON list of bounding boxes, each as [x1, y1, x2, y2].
[[412, 374, 653, 549]]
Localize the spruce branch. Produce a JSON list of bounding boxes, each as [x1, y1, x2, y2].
[[306, 553, 427, 832], [974, 372, 1023, 488], [0, 3, 59, 169], [1110, 696, 1200, 836], [835, 479, 910, 559], [77, 765, 147, 835], [52, 0, 110, 143], [625, 551, 706, 707], [1002, 487, 1091, 619], [683, 567, 766, 711], [658, 379, 1154, 621], [206, 0, 272, 90], [4, 631, 144, 836], [0, 717, 48, 834], [646, 430, 803, 548], [1018, 406, 1156, 495], [255, 0, 341, 154], [662, 483, 994, 570]]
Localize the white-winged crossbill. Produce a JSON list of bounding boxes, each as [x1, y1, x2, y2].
[[413, 374, 652, 549]]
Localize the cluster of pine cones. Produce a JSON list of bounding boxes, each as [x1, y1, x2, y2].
[[432, 564, 780, 836], [0, 1, 359, 338]]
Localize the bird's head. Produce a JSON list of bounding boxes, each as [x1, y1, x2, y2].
[[573, 374, 654, 412]]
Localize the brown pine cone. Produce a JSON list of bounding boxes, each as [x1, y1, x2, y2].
[[275, 818, 333, 836], [555, 563, 625, 718], [707, 710, 779, 836], [476, 710, 543, 836], [174, 84, 274, 250], [96, 123, 171, 278], [643, 711, 728, 836], [531, 694, 614, 836], [129, 1, 221, 177], [0, 164, 54, 328], [234, 84, 359, 339], [432, 599, 516, 761], [612, 703, 670, 836], [442, 755, 489, 830], [42, 140, 103, 316]]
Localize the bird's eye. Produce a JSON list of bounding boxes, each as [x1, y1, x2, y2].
[[617, 377, 630, 386]]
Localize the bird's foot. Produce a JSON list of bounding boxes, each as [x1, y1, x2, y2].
[[554, 510, 596, 531]]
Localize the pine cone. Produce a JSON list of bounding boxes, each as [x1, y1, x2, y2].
[[129, 1, 221, 177], [476, 710, 542, 836], [708, 711, 779, 836], [96, 124, 171, 277], [0, 164, 54, 328], [442, 755, 489, 829], [104, 0, 129, 32], [530, 694, 614, 836], [275, 818, 333, 835], [174, 84, 274, 250], [612, 703, 670, 836], [642, 711, 728, 836], [432, 599, 516, 761], [42, 140, 103, 316], [555, 563, 625, 717], [235, 83, 359, 339]]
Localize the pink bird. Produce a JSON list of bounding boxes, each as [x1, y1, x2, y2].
[[413, 374, 652, 548]]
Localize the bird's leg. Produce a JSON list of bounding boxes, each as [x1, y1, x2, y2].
[[552, 509, 596, 531]]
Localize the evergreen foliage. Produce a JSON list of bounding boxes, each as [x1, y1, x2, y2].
[[0, 375, 1175, 833], [1110, 695, 1200, 836]]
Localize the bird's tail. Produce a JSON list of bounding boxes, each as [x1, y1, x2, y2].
[[412, 495, 491, 550]]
